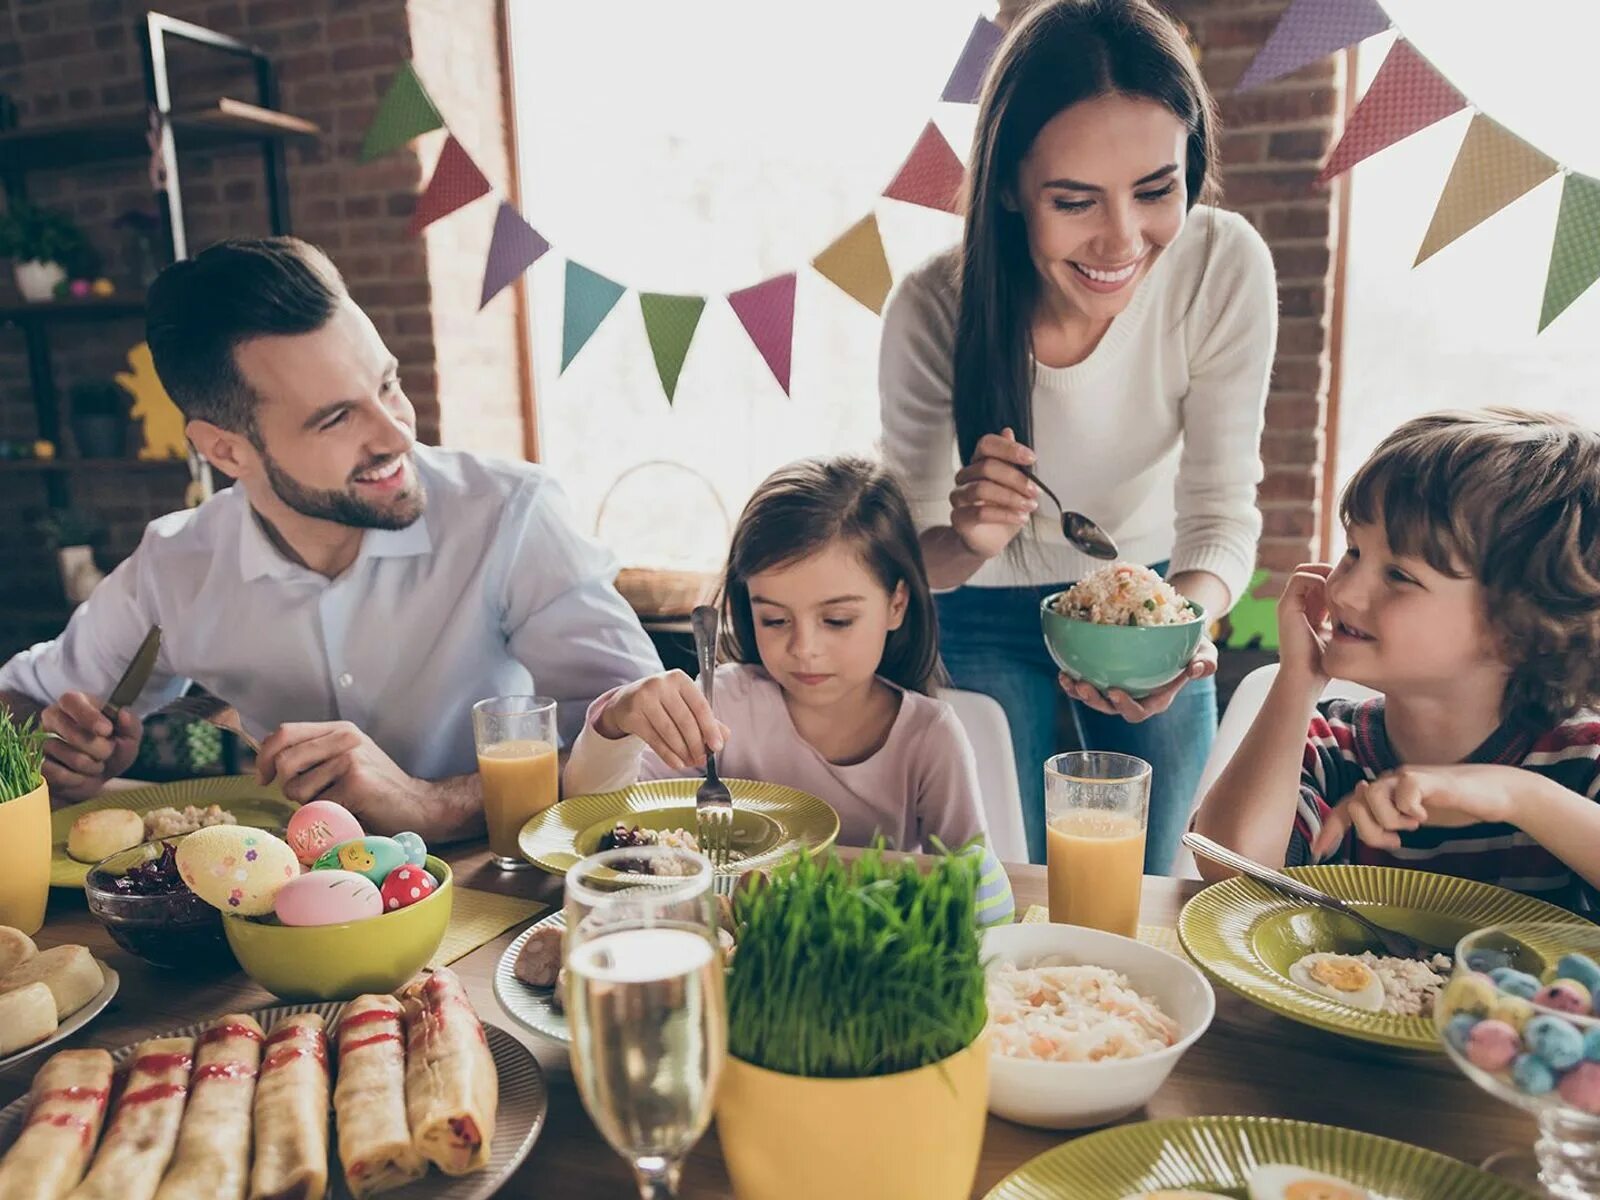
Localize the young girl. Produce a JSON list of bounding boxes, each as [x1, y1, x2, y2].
[[563, 456, 1013, 925]]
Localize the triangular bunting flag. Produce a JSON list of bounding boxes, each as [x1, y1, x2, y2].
[[1540, 172, 1600, 332], [941, 17, 1004, 104], [1416, 115, 1560, 265], [813, 214, 893, 315], [360, 63, 444, 162], [479, 201, 549, 309], [1237, 0, 1390, 93], [884, 122, 966, 214], [639, 293, 706, 402], [728, 273, 798, 396], [408, 135, 492, 235], [1318, 40, 1467, 184], [562, 263, 628, 371]]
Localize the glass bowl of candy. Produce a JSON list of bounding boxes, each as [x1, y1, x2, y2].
[[1434, 923, 1600, 1199], [84, 838, 237, 971]]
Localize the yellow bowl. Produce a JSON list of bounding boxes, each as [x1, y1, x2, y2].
[[221, 855, 452, 1000]]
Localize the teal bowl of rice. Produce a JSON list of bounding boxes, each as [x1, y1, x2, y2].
[[1040, 564, 1205, 699]]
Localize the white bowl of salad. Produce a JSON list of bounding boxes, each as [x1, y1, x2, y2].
[[983, 922, 1215, 1129]]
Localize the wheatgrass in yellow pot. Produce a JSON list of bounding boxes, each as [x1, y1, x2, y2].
[[0, 712, 51, 935], [716, 849, 989, 1200]]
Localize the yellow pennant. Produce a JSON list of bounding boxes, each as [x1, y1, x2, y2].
[[813, 213, 893, 315], [1416, 114, 1560, 265]]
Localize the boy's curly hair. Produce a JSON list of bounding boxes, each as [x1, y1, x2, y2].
[[1341, 408, 1600, 730]]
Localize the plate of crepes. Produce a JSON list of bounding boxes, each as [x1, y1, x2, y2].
[[0, 968, 546, 1200], [52, 776, 299, 886], [983, 1114, 1531, 1199], [517, 777, 838, 878], [0, 925, 119, 1074], [1177, 864, 1590, 1051]]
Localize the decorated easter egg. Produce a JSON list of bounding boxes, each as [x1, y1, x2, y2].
[[1534, 980, 1592, 1016], [1491, 995, 1538, 1035], [1558, 953, 1600, 994], [285, 800, 364, 866], [1465, 1019, 1522, 1072], [1513, 1052, 1558, 1095], [1560, 1061, 1600, 1114], [1526, 1014, 1586, 1071], [380, 865, 437, 913], [176, 825, 300, 916], [1439, 972, 1498, 1022], [313, 835, 406, 884], [273, 870, 383, 926], [1489, 967, 1541, 1000], [393, 831, 427, 866]]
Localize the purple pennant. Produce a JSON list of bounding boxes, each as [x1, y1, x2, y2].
[[1236, 0, 1391, 93], [479, 200, 549, 310], [728, 273, 797, 396], [941, 17, 1004, 104]]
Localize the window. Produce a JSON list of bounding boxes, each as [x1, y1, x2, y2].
[[506, 0, 984, 571]]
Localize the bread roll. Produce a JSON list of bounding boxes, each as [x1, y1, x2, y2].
[[67, 809, 145, 864], [0, 981, 57, 1055], [0, 926, 37, 977], [0, 945, 104, 1019]]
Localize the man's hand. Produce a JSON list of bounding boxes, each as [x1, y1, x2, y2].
[[39, 692, 142, 803], [256, 721, 426, 834], [1310, 764, 1521, 859]]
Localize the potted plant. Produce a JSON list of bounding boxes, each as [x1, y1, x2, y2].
[[0, 708, 50, 935], [36, 507, 105, 605], [0, 201, 98, 302], [70, 379, 130, 459], [715, 848, 990, 1200]]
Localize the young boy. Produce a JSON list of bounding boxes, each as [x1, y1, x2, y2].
[[1193, 408, 1600, 910]]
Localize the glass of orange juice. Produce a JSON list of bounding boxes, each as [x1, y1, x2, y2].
[[472, 695, 559, 870], [1044, 751, 1151, 937]]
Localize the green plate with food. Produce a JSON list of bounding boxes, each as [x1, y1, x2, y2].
[[51, 776, 298, 887], [517, 778, 838, 878], [984, 1114, 1529, 1199], [1177, 864, 1588, 1051]]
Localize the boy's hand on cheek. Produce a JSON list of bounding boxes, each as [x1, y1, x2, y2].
[[1310, 765, 1520, 858], [1276, 564, 1334, 686]]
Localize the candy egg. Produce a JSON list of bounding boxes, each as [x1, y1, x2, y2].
[[1558, 1061, 1600, 1115], [1490, 968, 1541, 1000], [1439, 973, 1498, 1022], [1526, 1015, 1586, 1071], [1557, 953, 1600, 995], [1465, 1019, 1522, 1072], [313, 835, 406, 884], [1443, 1013, 1480, 1053], [273, 870, 383, 927], [1534, 981, 1591, 1015], [380, 865, 437, 912], [176, 826, 300, 916], [1513, 1052, 1558, 1095], [285, 800, 364, 866], [393, 831, 428, 866], [1584, 1028, 1600, 1063], [1491, 996, 1538, 1035]]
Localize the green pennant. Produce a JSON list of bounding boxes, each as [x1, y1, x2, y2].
[[562, 263, 627, 372], [639, 293, 706, 402], [1540, 172, 1600, 332], [360, 63, 444, 163]]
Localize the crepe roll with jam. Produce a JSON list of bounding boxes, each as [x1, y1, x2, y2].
[[0, 1049, 115, 1200], [333, 996, 426, 1197], [248, 1014, 329, 1200], [153, 1015, 264, 1200], [400, 970, 498, 1175], [67, 1037, 194, 1200]]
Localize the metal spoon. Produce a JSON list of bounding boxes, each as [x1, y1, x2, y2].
[[1020, 468, 1119, 560]]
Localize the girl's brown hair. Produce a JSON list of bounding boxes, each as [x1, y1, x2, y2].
[[1341, 408, 1600, 729], [719, 457, 944, 695]]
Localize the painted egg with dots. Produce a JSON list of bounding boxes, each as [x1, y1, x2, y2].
[[175, 825, 300, 916], [380, 865, 437, 912]]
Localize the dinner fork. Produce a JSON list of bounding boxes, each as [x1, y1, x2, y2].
[[690, 605, 733, 870], [1183, 832, 1447, 961], [156, 693, 263, 755]]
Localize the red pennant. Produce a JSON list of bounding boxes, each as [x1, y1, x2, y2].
[[729, 273, 797, 396], [884, 122, 965, 214], [1318, 41, 1468, 185], [408, 135, 492, 235]]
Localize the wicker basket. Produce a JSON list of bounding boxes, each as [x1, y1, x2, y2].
[[598, 460, 731, 619]]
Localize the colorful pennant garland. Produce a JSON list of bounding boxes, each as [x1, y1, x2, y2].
[[1245, 0, 1600, 330]]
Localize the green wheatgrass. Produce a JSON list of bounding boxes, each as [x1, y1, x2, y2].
[[726, 847, 987, 1079], [0, 708, 47, 802]]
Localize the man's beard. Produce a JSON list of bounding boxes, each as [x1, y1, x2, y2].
[[259, 444, 425, 530]]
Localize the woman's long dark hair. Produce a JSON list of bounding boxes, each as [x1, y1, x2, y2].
[[719, 457, 945, 695], [952, 0, 1219, 466]]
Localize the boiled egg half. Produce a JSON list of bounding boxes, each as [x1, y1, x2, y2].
[[1247, 1163, 1372, 1200], [1287, 952, 1385, 1012]]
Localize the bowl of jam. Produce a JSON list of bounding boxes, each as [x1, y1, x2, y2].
[[83, 838, 237, 970]]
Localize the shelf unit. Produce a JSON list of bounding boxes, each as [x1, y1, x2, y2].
[[0, 12, 318, 613]]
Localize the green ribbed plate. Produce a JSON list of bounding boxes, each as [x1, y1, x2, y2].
[[985, 1115, 1530, 1199], [51, 776, 298, 887], [517, 778, 838, 877], [1178, 865, 1587, 1050]]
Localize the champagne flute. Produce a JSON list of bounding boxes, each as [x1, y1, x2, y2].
[[564, 847, 727, 1199]]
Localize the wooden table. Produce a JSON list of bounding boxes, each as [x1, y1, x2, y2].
[[1, 845, 1532, 1197]]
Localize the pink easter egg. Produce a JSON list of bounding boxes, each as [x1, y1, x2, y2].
[[286, 800, 365, 866], [1465, 1019, 1522, 1072], [273, 869, 384, 927], [380, 865, 437, 913], [1534, 982, 1591, 1016], [1559, 1061, 1600, 1115]]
